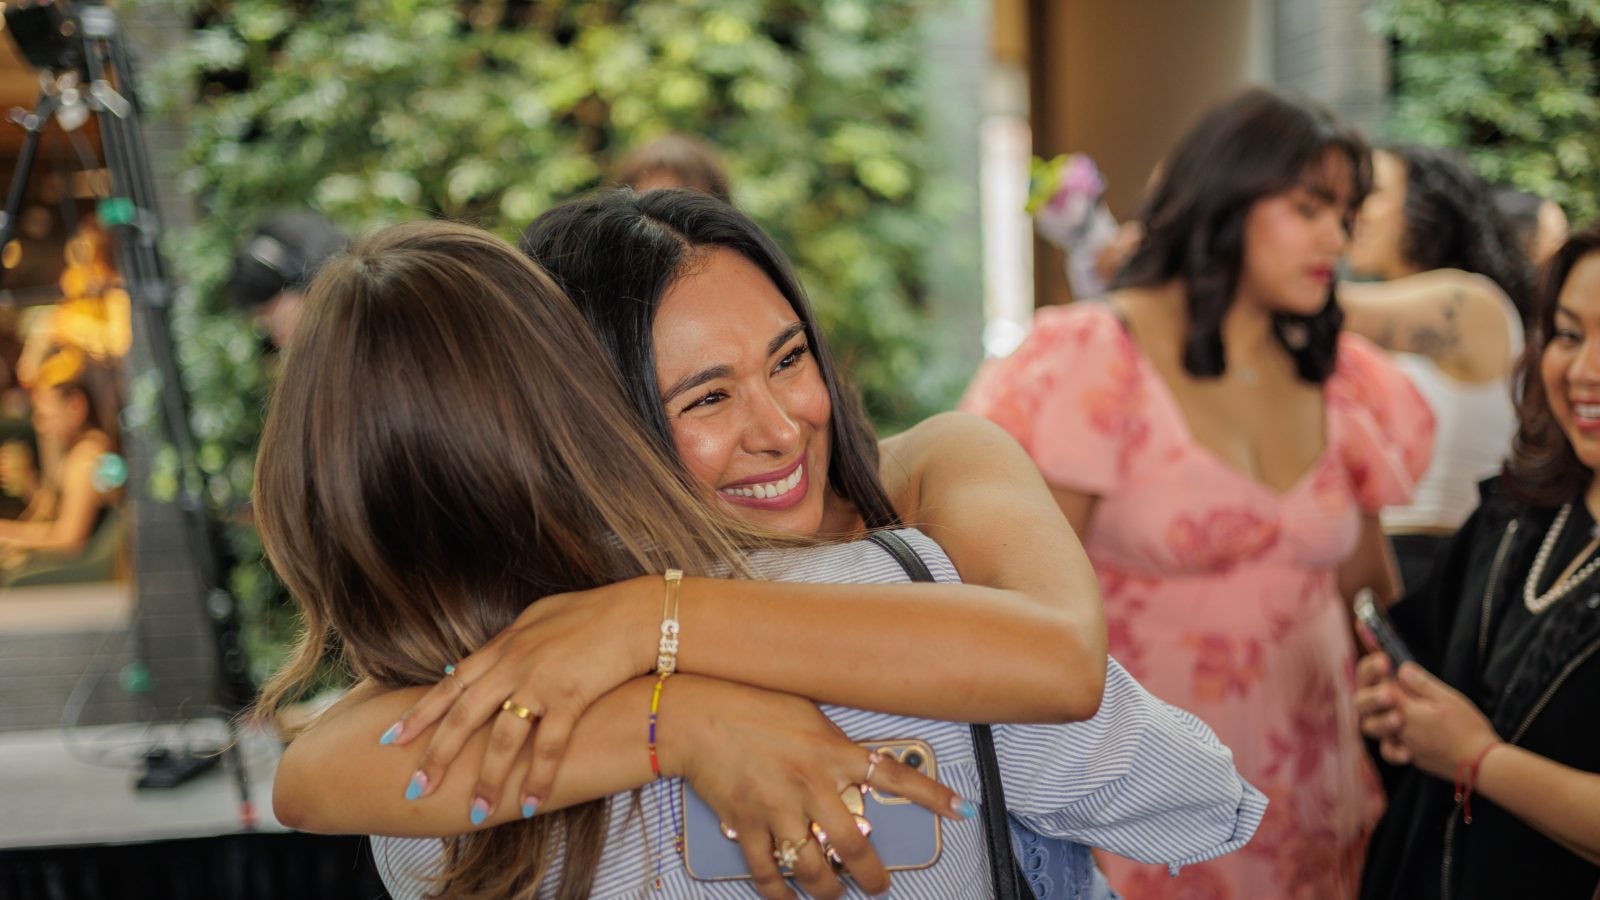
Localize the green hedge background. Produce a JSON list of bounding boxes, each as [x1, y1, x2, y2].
[[137, 0, 963, 683], [1376, 0, 1600, 222]]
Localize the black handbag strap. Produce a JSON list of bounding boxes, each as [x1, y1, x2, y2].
[[865, 530, 1034, 900]]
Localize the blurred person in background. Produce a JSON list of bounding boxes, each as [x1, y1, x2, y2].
[[0, 308, 32, 520], [227, 211, 348, 351], [964, 88, 1433, 898], [1355, 223, 1600, 900], [1340, 145, 1535, 591], [612, 133, 732, 202], [14, 216, 132, 389], [1494, 185, 1570, 269], [0, 348, 124, 585]]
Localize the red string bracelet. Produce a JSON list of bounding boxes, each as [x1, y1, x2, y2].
[[1453, 740, 1501, 824]]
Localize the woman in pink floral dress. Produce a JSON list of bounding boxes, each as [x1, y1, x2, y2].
[[964, 89, 1434, 899]]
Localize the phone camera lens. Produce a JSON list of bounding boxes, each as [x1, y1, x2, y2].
[[902, 750, 924, 770]]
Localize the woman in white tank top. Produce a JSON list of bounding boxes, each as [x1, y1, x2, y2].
[[1341, 144, 1535, 591]]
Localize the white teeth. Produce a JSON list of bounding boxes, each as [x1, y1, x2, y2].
[[1576, 403, 1600, 417], [721, 464, 804, 501]]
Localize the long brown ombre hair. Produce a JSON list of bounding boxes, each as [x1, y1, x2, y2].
[[253, 220, 779, 899]]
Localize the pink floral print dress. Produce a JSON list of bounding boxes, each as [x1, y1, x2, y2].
[[962, 303, 1434, 900]]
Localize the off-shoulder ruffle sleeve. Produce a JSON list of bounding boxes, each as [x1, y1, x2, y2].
[[959, 304, 1147, 496], [1330, 334, 1436, 513]]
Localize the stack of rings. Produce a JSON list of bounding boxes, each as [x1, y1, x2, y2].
[[500, 698, 539, 721], [733, 751, 881, 876]]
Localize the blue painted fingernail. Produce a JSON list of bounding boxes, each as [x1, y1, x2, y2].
[[954, 798, 978, 820], [470, 797, 490, 826], [379, 722, 401, 746], [521, 796, 538, 819], [404, 771, 427, 801]]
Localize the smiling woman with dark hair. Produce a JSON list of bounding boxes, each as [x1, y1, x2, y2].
[[1356, 223, 1600, 900], [964, 87, 1433, 897]]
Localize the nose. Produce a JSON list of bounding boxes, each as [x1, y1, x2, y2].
[[740, 383, 801, 456], [1324, 211, 1350, 253]]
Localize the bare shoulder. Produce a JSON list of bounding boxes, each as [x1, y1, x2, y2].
[[61, 433, 111, 476], [881, 411, 1020, 468], [879, 412, 1035, 522]]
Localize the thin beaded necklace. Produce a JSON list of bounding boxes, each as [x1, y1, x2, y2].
[[1524, 502, 1600, 615]]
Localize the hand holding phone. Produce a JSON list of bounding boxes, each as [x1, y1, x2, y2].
[[1354, 588, 1415, 667], [681, 738, 944, 881]]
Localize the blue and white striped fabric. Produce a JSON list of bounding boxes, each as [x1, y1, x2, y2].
[[372, 529, 1266, 899]]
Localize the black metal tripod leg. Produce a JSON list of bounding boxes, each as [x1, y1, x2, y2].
[[0, 88, 63, 290]]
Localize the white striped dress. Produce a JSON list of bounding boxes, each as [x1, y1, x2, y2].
[[371, 529, 1267, 899]]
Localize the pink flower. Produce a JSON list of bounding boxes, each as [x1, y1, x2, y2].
[[1166, 508, 1279, 573]]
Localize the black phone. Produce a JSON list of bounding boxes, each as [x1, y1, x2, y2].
[[1354, 588, 1415, 667]]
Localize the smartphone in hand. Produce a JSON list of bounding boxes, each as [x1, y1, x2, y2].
[[1354, 587, 1416, 668], [680, 738, 943, 881]]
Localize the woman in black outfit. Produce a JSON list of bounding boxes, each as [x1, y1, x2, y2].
[[1356, 224, 1600, 900]]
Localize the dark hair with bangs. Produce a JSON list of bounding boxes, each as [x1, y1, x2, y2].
[[1113, 87, 1371, 382], [1504, 222, 1600, 508], [518, 188, 902, 530]]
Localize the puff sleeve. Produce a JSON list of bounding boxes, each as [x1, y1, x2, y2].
[[1329, 334, 1436, 513], [959, 304, 1148, 497]]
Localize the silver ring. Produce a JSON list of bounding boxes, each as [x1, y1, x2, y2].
[[863, 750, 880, 784]]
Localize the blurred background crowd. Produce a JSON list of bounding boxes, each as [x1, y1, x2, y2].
[[0, 0, 1598, 897]]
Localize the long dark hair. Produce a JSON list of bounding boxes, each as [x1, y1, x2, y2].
[[1504, 223, 1600, 508], [1388, 144, 1534, 323], [518, 188, 902, 530], [254, 221, 778, 899], [1113, 87, 1371, 382]]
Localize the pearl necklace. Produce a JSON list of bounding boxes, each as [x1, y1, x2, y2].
[[1524, 503, 1600, 614]]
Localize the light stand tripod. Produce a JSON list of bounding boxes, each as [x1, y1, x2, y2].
[[2, 0, 257, 823]]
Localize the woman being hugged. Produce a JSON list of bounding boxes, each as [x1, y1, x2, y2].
[[963, 88, 1433, 898], [1356, 224, 1600, 900], [1339, 145, 1534, 588]]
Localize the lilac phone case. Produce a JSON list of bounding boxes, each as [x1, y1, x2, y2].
[[680, 738, 944, 881]]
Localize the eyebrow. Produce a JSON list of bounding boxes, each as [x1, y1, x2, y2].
[[1296, 182, 1343, 205], [659, 322, 809, 405], [1556, 306, 1581, 322]]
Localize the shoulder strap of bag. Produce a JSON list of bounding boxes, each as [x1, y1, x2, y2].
[[865, 530, 1035, 900]]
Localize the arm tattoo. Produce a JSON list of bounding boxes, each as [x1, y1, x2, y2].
[[1408, 289, 1464, 358]]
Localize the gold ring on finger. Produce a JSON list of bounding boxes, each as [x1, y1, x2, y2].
[[863, 750, 880, 784], [500, 698, 538, 721], [443, 663, 469, 692], [772, 835, 806, 871]]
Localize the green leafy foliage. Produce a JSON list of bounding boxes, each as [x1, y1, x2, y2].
[[133, 0, 954, 682], [1373, 0, 1600, 221]]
